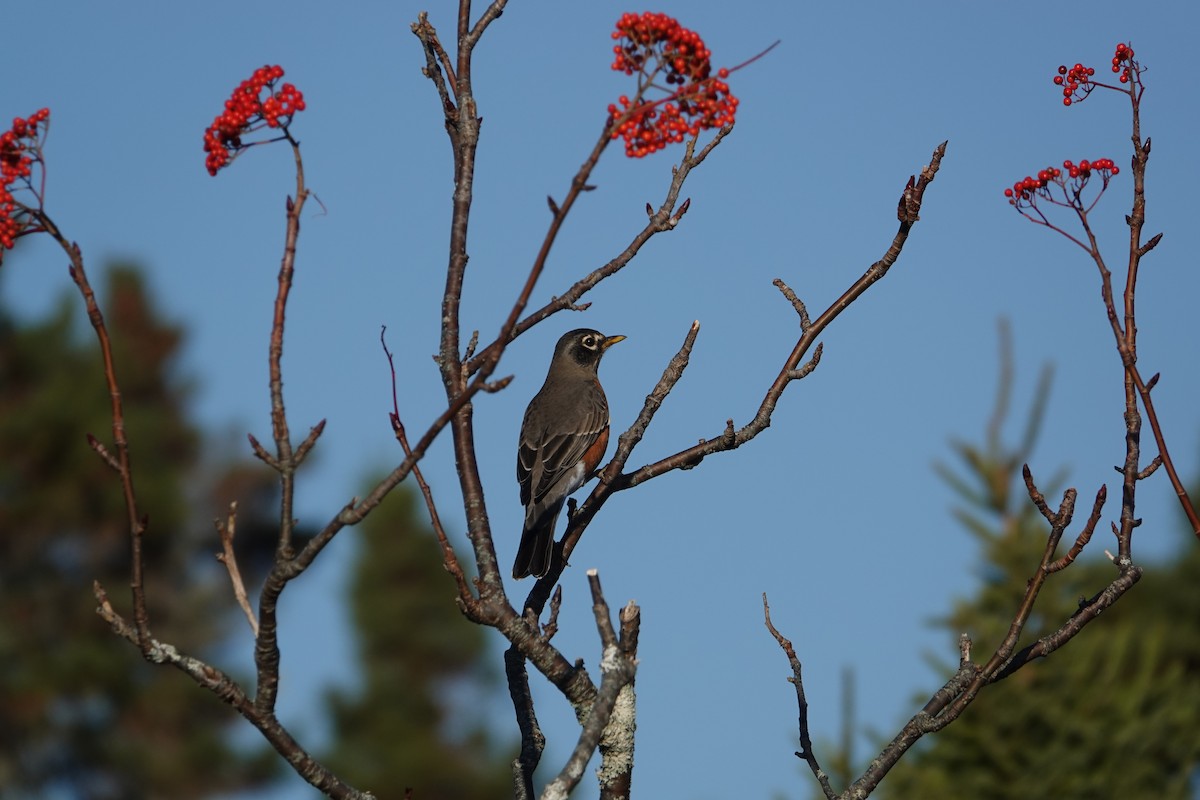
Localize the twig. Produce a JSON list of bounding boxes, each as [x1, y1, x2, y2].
[[215, 502, 259, 637], [381, 327, 476, 610], [763, 594, 837, 800], [1047, 485, 1105, 573], [85, 432, 122, 472], [33, 209, 153, 649]]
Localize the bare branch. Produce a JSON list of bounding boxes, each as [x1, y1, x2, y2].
[[597, 605, 639, 800], [506, 643, 546, 800], [411, 13, 457, 119], [93, 581, 372, 799], [1047, 485, 1105, 572], [466, 0, 509, 48], [381, 327, 477, 611], [541, 572, 638, 800], [34, 210, 153, 651], [620, 141, 949, 488], [763, 594, 837, 800], [253, 138, 312, 718]]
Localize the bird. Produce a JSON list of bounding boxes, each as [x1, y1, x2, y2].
[[514, 328, 625, 579]]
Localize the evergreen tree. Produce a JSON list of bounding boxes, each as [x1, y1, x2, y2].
[[879, 347, 1200, 799], [0, 264, 276, 798], [323, 485, 511, 798]]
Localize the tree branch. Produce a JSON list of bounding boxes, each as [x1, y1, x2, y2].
[[540, 572, 639, 800]]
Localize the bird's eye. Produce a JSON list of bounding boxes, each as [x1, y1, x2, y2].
[[582, 335, 597, 348]]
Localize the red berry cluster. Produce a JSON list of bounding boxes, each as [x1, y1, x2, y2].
[[203, 65, 306, 176], [607, 12, 738, 158], [1112, 42, 1135, 83], [1062, 157, 1118, 178], [1004, 166, 1061, 202], [0, 108, 50, 259], [611, 12, 714, 82], [1053, 63, 1095, 106], [1003, 158, 1119, 206]]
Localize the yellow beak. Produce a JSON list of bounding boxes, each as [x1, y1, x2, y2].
[[602, 335, 626, 350]]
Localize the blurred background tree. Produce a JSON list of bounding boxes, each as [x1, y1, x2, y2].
[[875, 325, 1200, 799], [0, 263, 509, 798], [322, 483, 511, 798], [0, 263, 279, 797]]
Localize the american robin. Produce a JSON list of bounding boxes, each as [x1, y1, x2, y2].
[[514, 328, 625, 579]]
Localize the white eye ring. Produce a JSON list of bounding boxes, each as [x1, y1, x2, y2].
[[583, 335, 597, 348]]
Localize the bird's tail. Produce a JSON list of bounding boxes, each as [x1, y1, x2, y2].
[[513, 504, 562, 579]]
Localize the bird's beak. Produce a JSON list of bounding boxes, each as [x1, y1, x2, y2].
[[602, 334, 626, 350]]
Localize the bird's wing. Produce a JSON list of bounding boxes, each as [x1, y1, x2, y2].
[[518, 388, 609, 507]]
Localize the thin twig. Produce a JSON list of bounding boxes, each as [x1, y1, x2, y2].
[[215, 502, 259, 637], [33, 209, 153, 649], [763, 594, 837, 800], [381, 327, 476, 609]]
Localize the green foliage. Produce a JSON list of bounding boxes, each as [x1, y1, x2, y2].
[[878, 335, 1200, 799], [0, 264, 276, 798], [323, 486, 511, 798], [882, 541, 1200, 799]]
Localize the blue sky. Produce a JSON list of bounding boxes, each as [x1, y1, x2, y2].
[[6, 2, 1200, 798]]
